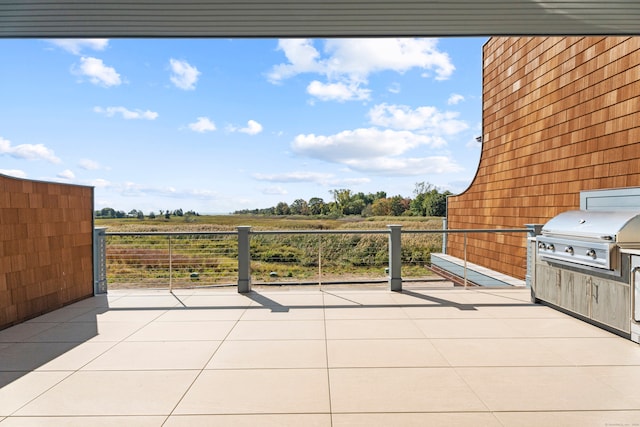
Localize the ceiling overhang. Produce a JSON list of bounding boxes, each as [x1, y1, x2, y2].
[[1, 0, 639, 38]]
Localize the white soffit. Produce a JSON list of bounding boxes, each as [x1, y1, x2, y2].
[[1, 0, 639, 38]]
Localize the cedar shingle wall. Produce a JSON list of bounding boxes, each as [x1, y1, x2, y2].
[[447, 36, 640, 279], [0, 174, 94, 330]]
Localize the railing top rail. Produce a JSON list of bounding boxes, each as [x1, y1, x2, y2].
[[105, 231, 238, 236], [104, 228, 530, 237]]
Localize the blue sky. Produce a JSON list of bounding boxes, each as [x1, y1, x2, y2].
[[0, 37, 486, 214]]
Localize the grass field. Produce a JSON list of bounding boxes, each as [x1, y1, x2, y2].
[[97, 215, 445, 288]]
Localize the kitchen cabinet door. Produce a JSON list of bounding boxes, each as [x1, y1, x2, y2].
[[590, 277, 630, 333]]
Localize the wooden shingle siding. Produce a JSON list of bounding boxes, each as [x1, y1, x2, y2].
[[447, 36, 640, 280], [0, 174, 93, 330]]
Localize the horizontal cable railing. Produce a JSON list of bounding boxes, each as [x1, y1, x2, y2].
[[98, 226, 533, 292]]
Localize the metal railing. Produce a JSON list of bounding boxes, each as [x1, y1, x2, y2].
[[95, 225, 536, 293]]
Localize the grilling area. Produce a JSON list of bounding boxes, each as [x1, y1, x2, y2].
[[532, 188, 640, 344]]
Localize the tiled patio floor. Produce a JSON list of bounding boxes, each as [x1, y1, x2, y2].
[[1, 284, 640, 426]]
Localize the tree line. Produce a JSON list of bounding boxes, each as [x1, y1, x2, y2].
[[94, 207, 199, 219], [234, 182, 452, 217]]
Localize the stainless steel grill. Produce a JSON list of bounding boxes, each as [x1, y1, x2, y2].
[[537, 210, 640, 275]]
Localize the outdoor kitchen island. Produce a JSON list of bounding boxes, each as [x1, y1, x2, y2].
[[533, 210, 640, 344]]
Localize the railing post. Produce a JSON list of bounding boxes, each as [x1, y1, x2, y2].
[[93, 227, 108, 295], [525, 224, 543, 290], [237, 226, 252, 293], [442, 218, 448, 253], [388, 224, 402, 292]]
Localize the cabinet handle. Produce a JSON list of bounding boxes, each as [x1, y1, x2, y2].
[[593, 283, 599, 303]]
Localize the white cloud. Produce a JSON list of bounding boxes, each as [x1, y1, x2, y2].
[[94, 106, 158, 120], [368, 103, 468, 134], [388, 82, 401, 94], [90, 178, 112, 188], [74, 56, 121, 87], [268, 39, 323, 83], [57, 169, 75, 180], [268, 38, 455, 101], [292, 128, 443, 163], [238, 120, 263, 135], [48, 39, 109, 55], [253, 171, 335, 183], [254, 172, 370, 187], [307, 80, 371, 102], [260, 186, 289, 195], [448, 93, 465, 105], [0, 136, 61, 163], [79, 158, 102, 170], [343, 156, 463, 176], [0, 169, 27, 178], [169, 58, 200, 90], [466, 135, 483, 149], [188, 117, 216, 133]]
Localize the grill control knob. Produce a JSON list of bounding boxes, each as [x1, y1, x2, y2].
[[547, 244, 555, 252], [538, 242, 546, 249], [586, 249, 597, 259], [565, 246, 574, 255]]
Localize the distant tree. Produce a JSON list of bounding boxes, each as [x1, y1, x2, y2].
[[275, 201, 290, 215], [174, 208, 184, 217], [115, 210, 126, 218], [424, 190, 451, 217], [371, 198, 392, 216], [330, 189, 353, 214], [137, 211, 144, 220], [290, 199, 309, 215], [308, 197, 326, 215], [149, 211, 156, 219], [100, 207, 116, 218]]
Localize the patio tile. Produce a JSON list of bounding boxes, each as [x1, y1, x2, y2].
[[494, 411, 640, 427], [0, 371, 72, 416], [543, 337, 640, 366], [507, 317, 616, 338], [328, 367, 487, 413], [69, 308, 167, 323], [164, 414, 331, 427], [332, 412, 503, 427], [36, 342, 117, 371], [25, 307, 97, 323], [479, 304, 567, 319], [206, 340, 326, 369], [83, 340, 221, 370], [15, 370, 199, 416], [431, 338, 574, 367], [28, 321, 147, 343], [457, 366, 640, 411], [106, 295, 184, 309], [173, 369, 330, 414], [0, 322, 58, 343], [125, 320, 236, 341], [181, 294, 254, 308], [0, 342, 108, 371], [324, 306, 408, 320], [413, 318, 518, 338], [155, 307, 247, 321], [327, 339, 449, 368], [226, 320, 325, 340], [0, 416, 167, 426], [325, 319, 424, 339], [246, 292, 325, 307], [240, 307, 324, 320], [400, 305, 492, 319], [581, 366, 640, 402]]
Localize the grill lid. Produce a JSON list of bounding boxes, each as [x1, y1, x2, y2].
[[541, 210, 640, 243]]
